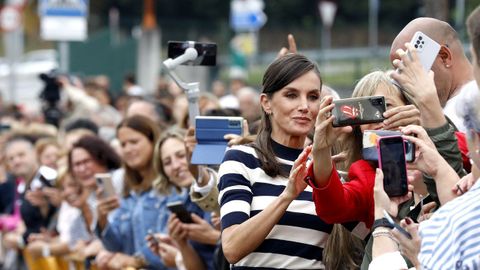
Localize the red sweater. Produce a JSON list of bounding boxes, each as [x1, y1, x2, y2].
[[455, 131, 471, 172], [308, 160, 376, 228]]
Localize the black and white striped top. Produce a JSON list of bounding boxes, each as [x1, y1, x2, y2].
[[218, 140, 333, 270]]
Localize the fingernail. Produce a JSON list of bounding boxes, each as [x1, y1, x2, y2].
[[405, 217, 412, 225]]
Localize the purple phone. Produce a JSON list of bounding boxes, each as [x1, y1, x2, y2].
[[377, 136, 408, 197]]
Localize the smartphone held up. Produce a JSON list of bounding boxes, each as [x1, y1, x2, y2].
[[332, 96, 386, 127], [377, 136, 408, 197], [95, 173, 116, 199], [167, 41, 217, 66]]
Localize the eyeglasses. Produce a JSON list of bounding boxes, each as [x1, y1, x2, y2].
[[72, 157, 94, 169]]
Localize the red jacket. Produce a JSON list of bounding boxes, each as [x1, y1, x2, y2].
[[308, 160, 376, 228]]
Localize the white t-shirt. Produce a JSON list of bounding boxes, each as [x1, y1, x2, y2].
[[443, 80, 478, 132], [57, 202, 93, 248]]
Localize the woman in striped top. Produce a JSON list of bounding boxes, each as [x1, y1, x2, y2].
[[218, 54, 334, 269]]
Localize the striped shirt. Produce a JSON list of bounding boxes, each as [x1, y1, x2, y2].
[[419, 178, 480, 270], [218, 141, 333, 270]]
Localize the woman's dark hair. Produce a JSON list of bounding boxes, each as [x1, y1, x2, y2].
[[68, 135, 121, 174], [253, 54, 321, 177], [116, 115, 161, 196]]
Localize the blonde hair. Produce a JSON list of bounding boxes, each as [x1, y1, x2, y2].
[[339, 70, 406, 170], [152, 127, 187, 195], [35, 137, 60, 158]]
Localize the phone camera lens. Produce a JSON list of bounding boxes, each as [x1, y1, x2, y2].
[[419, 36, 423, 40], [415, 44, 418, 48], [422, 41, 425, 44], [416, 40, 420, 44]]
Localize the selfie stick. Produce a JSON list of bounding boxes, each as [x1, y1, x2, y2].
[[162, 46, 200, 127]]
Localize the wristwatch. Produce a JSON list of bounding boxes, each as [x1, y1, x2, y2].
[[372, 218, 394, 231]]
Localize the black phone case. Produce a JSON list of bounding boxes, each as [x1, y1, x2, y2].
[[332, 96, 386, 127], [167, 203, 193, 224], [378, 137, 408, 197]]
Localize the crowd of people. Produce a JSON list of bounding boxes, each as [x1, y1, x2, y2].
[[0, 6, 480, 270]]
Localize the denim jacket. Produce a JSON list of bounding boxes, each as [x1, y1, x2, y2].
[[99, 188, 181, 269]]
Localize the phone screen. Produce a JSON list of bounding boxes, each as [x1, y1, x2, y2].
[[379, 136, 408, 197], [167, 41, 217, 66]]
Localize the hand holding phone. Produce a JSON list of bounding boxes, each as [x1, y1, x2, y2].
[[383, 210, 412, 239], [167, 201, 193, 223], [391, 31, 441, 104], [191, 116, 243, 165]]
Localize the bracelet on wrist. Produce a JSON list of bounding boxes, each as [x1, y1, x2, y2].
[[372, 230, 398, 245]]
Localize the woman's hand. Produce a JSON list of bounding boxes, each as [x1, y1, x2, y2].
[[282, 146, 311, 201], [97, 195, 120, 230], [277, 34, 297, 58], [373, 169, 413, 219], [383, 105, 420, 130], [158, 236, 179, 267], [27, 229, 51, 243], [42, 187, 63, 207], [401, 125, 443, 176], [312, 96, 352, 153], [107, 253, 141, 270], [390, 43, 438, 107], [452, 172, 478, 195], [25, 190, 48, 208], [168, 214, 189, 246], [182, 213, 220, 245], [225, 119, 251, 146], [147, 234, 179, 267], [391, 218, 421, 268], [95, 249, 115, 270], [390, 43, 446, 128], [417, 201, 437, 222]]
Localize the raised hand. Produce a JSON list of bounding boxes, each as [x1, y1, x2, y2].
[[383, 105, 420, 130], [277, 34, 298, 58], [373, 169, 413, 219], [312, 96, 352, 153], [282, 146, 312, 201]]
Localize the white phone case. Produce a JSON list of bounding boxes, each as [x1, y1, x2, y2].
[[95, 173, 115, 198], [409, 31, 441, 71]]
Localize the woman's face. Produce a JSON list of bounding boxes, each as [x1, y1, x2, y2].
[[262, 70, 321, 139], [160, 137, 192, 188], [62, 175, 83, 207], [70, 147, 108, 190], [117, 126, 153, 171], [40, 144, 60, 169], [360, 83, 406, 133]]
